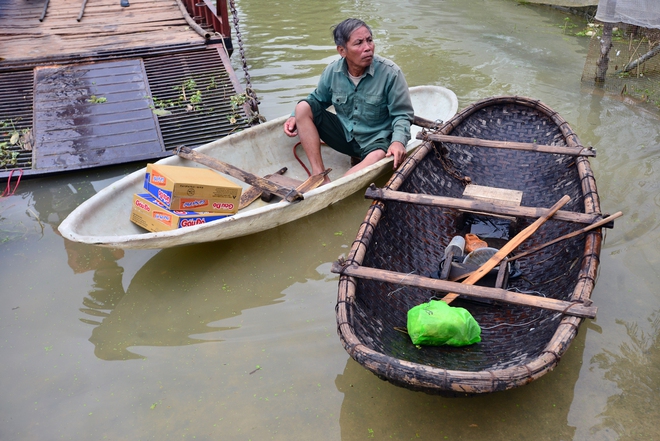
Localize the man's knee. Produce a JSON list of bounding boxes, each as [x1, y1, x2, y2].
[[364, 149, 386, 161], [294, 100, 313, 120]]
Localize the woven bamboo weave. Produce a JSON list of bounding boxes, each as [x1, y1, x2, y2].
[[336, 96, 602, 395]]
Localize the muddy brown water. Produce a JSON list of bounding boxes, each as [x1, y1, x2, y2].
[[1, 1, 659, 440]]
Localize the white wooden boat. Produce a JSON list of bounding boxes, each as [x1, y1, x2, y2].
[[58, 85, 458, 249]]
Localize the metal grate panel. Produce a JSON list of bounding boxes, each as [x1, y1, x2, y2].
[[0, 45, 249, 180], [0, 69, 34, 174], [143, 48, 249, 151]]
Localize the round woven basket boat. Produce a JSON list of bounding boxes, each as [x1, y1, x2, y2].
[[335, 96, 602, 396]]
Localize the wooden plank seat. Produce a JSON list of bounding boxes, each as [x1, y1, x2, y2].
[[364, 184, 614, 227], [332, 261, 597, 319]]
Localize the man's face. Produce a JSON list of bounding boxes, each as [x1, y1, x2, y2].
[[337, 26, 374, 75]]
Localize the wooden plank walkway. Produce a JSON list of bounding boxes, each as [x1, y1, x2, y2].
[[0, 0, 204, 63], [0, 0, 251, 180], [32, 59, 166, 171]]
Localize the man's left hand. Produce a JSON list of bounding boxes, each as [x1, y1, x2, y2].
[[385, 141, 406, 169]]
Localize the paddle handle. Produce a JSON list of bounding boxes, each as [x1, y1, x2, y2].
[[509, 211, 623, 262], [443, 195, 571, 304]]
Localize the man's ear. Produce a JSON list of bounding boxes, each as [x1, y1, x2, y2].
[[336, 45, 346, 58]]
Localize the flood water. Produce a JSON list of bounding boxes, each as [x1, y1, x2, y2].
[[2, 0, 659, 439]]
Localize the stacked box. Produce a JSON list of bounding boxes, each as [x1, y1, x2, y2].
[[130, 193, 230, 232], [144, 163, 242, 214]]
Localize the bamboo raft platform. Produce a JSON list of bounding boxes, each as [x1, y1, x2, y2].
[[0, 0, 212, 63], [0, 0, 250, 180]]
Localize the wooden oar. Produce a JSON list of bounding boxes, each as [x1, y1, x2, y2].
[[445, 211, 622, 284], [296, 169, 331, 193], [332, 262, 597, 319], [176, 146, 304, 203], [421, 133, 596, 157], [239, 167, 288, 210], [442, 195, 571, 304], [508, 211, 623, 262], [239, 168, 331, 210], [262, 168, 331, 201]]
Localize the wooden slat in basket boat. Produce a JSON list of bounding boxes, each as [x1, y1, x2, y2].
[[334, 95, 615, 396]]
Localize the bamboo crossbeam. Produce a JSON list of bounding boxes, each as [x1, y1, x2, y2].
[[413, 115, 443, 129], [420, 133, 596, 157], [365, 185, 613, 227], [332, 262, 597, 319], [176, 146, 304, 203]]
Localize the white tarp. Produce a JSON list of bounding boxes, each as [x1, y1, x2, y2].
[[596, 0, 660, 28]]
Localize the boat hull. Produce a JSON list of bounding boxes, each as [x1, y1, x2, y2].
[[336, 96, 603, 395], [58, 86, 458, 249]]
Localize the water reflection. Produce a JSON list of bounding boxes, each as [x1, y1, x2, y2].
[[25, 174, 129, 340], [85, 244, 241, 360], [82, 221, 332, 360], [335, 321, 589, 441], [590, 311, 660, 439]]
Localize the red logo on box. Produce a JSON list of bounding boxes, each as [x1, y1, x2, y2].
[[212, 202, 235, 210], [180, 218, 208, 227], [135, 199, 151, 212]]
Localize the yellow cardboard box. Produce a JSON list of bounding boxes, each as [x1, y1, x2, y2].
[[130, 193, 230, 232], [144, 163, 242, 214]]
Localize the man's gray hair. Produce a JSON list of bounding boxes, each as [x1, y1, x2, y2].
[[332, 18, 372, 47]]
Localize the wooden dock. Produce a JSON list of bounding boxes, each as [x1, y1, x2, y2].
[[0, 0, 251, 180]]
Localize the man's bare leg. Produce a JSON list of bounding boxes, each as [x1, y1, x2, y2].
[[294, 101, 331, 184], [343, 149, 386, 176]]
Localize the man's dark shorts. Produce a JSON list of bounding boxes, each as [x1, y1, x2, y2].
[[302, 98, 390, 160]]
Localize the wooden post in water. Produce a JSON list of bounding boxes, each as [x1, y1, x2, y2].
[[596, 22, 613, 82], [595, 0, 617, 83]]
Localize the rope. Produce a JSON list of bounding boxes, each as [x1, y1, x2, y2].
[[291, 141, 329, 177], [292, 142, 311, 176], [1, 169, 23, 197]]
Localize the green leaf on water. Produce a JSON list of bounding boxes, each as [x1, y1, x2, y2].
[[152, 108, 172, 117]]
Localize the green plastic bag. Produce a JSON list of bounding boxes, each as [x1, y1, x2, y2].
[[407, 300, 481, 347]]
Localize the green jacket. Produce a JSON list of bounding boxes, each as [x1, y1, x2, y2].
[[305, 55, 414, 148]]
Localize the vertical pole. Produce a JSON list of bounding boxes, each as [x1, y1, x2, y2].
[[596, 22, 613, 82], [217, 0, 231, 38], [595, 0, 617, 83]]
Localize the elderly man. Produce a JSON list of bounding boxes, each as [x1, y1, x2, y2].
[[283, 18, 414, 184]]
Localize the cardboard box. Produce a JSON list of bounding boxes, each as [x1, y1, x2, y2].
[[144, 163, 242, 214], [130, 193, 230, 232]]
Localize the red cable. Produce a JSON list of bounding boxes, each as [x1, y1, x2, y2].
[[1, 169, 23, 197], [292, 142, 311, 177]]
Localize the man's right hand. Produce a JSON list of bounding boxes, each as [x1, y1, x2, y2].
[[283, 117, 298, 137]]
